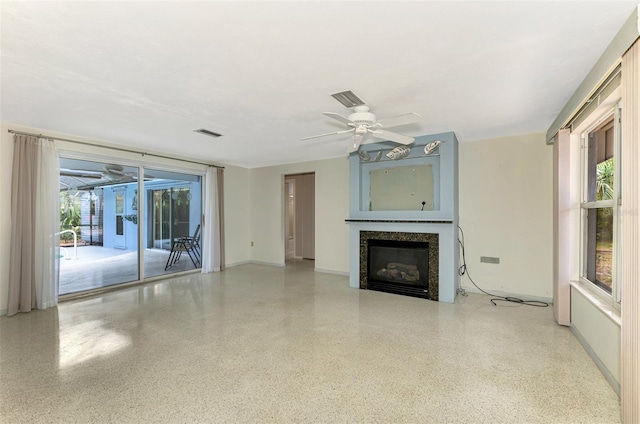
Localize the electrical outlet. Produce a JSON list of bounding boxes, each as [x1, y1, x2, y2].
[[251, 241, 254, 247], [480, 256, 500, 264]]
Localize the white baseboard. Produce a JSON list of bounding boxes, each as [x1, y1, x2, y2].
[[224, 260, 286, 268], [315, 268, 349, 276], [224, 260, 250, 268], [226, 261, 344, 273], [459, 285, 553, 304], [249, 260, 285, 267]]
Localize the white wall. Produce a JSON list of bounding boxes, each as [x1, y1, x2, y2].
[[571, 286, 621, 391], [459, 132, 554, 299], [223, 164, 251, 267], [248, 157, 349, 273]]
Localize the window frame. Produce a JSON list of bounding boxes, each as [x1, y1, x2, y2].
[[578, 104, 621, 305]]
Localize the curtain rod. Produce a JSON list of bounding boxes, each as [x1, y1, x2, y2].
[[8, 129, 224, 169]]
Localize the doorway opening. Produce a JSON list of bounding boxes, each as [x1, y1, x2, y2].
[[284, 173, 315, 261]]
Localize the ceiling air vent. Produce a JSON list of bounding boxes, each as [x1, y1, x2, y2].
[[331, 90, 365, 108], [193, 128, 222, 138]]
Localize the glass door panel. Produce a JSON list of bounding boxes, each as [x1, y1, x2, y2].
[[143, 169, 202, 278], [58, 158, 140, 294]]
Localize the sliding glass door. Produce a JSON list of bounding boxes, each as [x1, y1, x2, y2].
[[58, 157, 203, 295]]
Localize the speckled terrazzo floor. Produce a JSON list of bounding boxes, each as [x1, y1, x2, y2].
[[0, 260, 620, 423]]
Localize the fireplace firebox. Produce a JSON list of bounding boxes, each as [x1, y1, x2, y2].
[[360, 231, 439, 300]]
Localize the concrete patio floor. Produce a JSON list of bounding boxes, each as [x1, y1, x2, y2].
[[59, 245, 199, 295]]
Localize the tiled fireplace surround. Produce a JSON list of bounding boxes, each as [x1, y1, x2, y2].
[[348, 220, 458, 303], [359, 230, 439, 300], [347, 133, 459, 303]]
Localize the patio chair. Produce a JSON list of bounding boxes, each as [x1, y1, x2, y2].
[[164, 224, 201, 270]]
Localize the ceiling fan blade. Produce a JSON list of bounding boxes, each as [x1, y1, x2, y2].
[[60, 168, 104, 179], [323, 112, 355, 126], [301, 128, 353, 141], [60, 172, 103, 179], [370, 129, 415, 145], [375, 112, 421, 129]]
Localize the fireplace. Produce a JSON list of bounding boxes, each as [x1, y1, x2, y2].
[[360, 231, 439, 300], [347, 133, 458, 302]]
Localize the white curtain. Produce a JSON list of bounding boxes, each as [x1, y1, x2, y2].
[[201, 166, 224, 273], [35, 138, 60, 308], [621, 40, 640, 424], [552, 129, 571, 326], [8, 135, 59, 316]]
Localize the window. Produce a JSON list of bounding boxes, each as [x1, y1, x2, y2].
[[580, 111, 620, 300]]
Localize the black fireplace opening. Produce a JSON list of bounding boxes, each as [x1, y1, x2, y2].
[[367, 239, 430, 299]]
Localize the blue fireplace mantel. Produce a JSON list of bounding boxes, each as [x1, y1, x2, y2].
[[347, 132, 459, 303]]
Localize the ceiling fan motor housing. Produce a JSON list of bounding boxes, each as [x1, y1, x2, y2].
[[348, 105, 376, 126]]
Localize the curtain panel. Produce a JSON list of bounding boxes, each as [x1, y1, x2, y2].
[[553, 129, 571, 326], [7, 135, 59, 316], [621, 40, 640, 424], [201, 167, 224, 273]]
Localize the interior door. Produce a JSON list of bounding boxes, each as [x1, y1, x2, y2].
[[284, 179, 295, 258], [150, 189, 171, 249], [113, 188, 126, 249], [287, 172, 315, 260]]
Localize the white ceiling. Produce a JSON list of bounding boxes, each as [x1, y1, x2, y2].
[[1, 1, 637, 168]]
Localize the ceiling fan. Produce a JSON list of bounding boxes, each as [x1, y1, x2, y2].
[[302, 105, 421, 152], [59, 168, 103, 179], [103, 165, 157, 181], [58, 165, 134, 181], [102, 165, 137, 181]]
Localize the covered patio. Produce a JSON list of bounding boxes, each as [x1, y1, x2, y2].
[[59, 246, 199, 295]]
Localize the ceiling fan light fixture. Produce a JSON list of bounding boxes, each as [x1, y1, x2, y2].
[[331, 90, 365, 108], [193, 128, 223, 138], [302, 101, 420, 153]]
